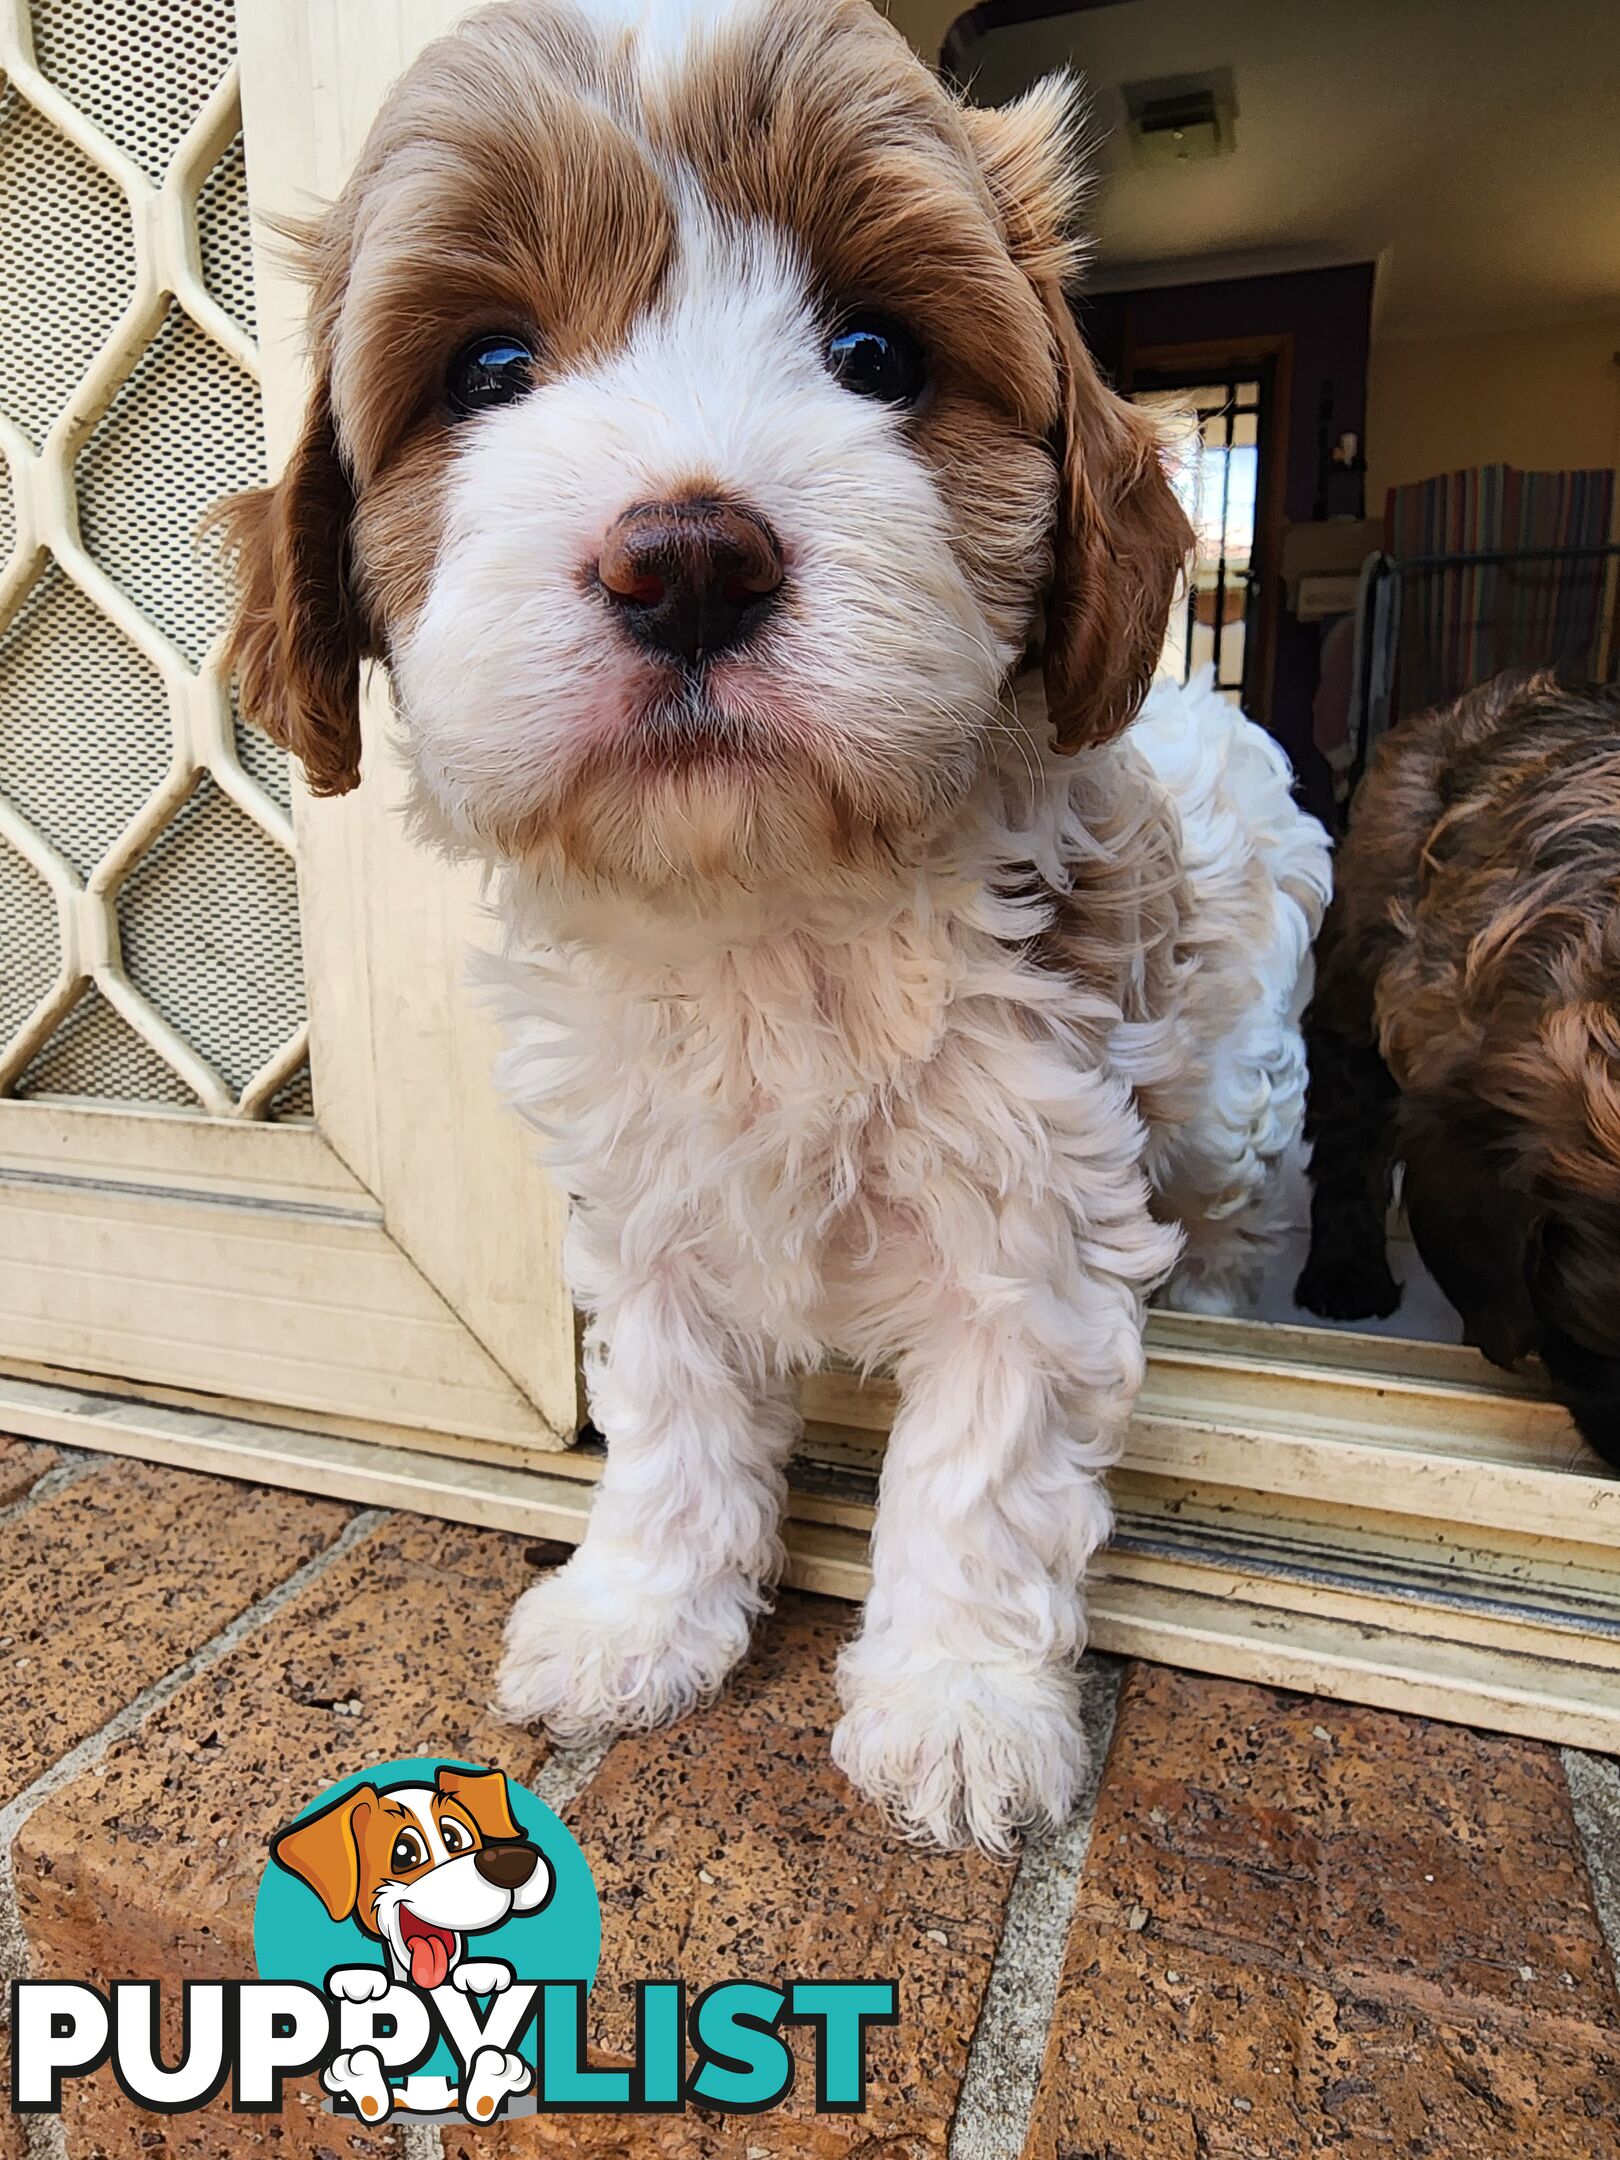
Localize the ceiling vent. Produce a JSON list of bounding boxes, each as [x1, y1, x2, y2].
[[1123, 72, 1237, 167]]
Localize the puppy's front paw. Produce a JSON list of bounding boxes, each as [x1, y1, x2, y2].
[[832, 1651, 1089, 1855], [493, 1563, 758, 1742], [326, 1966, 390, 2004], [452, 1959, 513, 1996], [1294, 1247, 1401, 1321]]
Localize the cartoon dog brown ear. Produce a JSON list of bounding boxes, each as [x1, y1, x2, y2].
[[964, 76, 1192, 751], [270, 1783, 378, 1922], [436, 1765, 523, 1843], [213, 372, 371, 797]]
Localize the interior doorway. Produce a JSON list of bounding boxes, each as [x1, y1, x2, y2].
[[1133, 343, 1288, 726]]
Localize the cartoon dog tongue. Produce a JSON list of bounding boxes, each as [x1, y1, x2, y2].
[[403, 1919, 453, 1990]]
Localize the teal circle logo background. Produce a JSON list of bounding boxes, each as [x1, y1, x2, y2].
[[253, 1756, 600, 2082]]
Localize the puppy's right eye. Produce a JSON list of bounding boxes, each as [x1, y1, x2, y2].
[[447, 334, 536, 419], [390, 1829, 427, 1871], [825, 311, 927, 408]]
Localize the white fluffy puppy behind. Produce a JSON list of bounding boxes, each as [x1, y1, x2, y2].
[[1130, 667, 1332, 1312], [219, 0, 1330, 1850]]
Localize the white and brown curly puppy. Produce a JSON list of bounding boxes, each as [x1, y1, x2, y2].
[[221, 0, 1330, 1850]]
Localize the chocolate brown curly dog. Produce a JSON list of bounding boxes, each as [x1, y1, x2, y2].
[[1299, 671, 1620, 1470]]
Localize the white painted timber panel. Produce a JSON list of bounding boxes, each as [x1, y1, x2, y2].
[[234, 0, 579, 1437], [0, 1175, 555, 1443]]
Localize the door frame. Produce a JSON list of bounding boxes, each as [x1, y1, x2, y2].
[[232, 0, 580, 1439]]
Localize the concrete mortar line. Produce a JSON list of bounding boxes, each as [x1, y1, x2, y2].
[[0, 1505, 390, 1856], [1563, 1748, 1620, 1998], [529, 1734, 616, 1816], [0, 1451, 101, 1538], [0, 1507, 392, 2157], [947, 1656, 1124, 2160]]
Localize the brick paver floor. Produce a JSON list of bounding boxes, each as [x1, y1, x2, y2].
[[2, 1439, 1617, 2158]]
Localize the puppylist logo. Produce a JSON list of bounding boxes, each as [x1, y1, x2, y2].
[[11, 1756, 897, 2127], [260, 1757, 573, 2123]]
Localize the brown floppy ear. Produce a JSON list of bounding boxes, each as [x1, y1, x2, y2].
[[964, 76, 1192, 751], [270, 1783, 377, 1922], [214, 376, 369, 796], [436, 1765, 523, 1843], [1040, 305, 1191, 749]]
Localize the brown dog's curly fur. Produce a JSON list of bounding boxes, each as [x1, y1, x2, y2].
[[1298, 672, 1620, 1467]]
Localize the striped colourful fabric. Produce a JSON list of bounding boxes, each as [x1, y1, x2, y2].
[[1382, 466, 1619, 717]]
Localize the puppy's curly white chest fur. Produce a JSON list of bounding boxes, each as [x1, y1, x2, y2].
[[489, 833, 1172, 1374]]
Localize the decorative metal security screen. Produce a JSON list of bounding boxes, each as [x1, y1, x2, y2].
[[0, 0, 311, 1119]]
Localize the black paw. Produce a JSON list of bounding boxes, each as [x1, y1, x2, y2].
[[1294, 1251, 1402, 1322], [1556, 1390, 1620, 1475], [1577, 1432, 1620, 1476]]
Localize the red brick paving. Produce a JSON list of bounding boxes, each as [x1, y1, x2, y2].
[[1023, 1665, 1620, 2158], [4, 1457, 1618, 2159], [481, 1615, 1015, 2158], [0, 1454, 353, 1804]]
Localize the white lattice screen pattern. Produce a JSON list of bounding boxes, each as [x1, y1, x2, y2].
[[0, 0, 312, 1120]]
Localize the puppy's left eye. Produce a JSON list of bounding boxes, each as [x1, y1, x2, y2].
[[825, 312, 926, 407], [447, 333, 536, 419], [441, 1820, 471, 1853], [390, 1830, 426, 1871]]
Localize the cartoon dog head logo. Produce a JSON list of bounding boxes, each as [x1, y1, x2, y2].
[[258, 1759, 600, 2124], [271, 1765, 554, 1992]]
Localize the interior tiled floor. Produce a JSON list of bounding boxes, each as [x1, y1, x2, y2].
[[2, 1435, 1617, 2159]]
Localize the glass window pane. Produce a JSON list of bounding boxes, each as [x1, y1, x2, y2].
[[1221, 446, 1258, 568], [1217, 613, 1246, 695], [1140, 377, 1264, 703]]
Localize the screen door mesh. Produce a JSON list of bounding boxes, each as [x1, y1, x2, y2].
[[0, 0, 311, 1119]]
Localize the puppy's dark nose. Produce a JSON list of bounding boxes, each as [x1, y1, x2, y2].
[[474, 1841, 540, 1889], [597, 498, 783, 664]]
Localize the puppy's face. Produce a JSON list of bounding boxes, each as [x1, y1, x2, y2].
[[222, 0, 1187, 897]]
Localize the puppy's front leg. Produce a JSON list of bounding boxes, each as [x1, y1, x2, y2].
[[495, 1287, 798, 1741], [1295, 1013, 1402, 1321], [833, 1206, 1167, 1852]]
